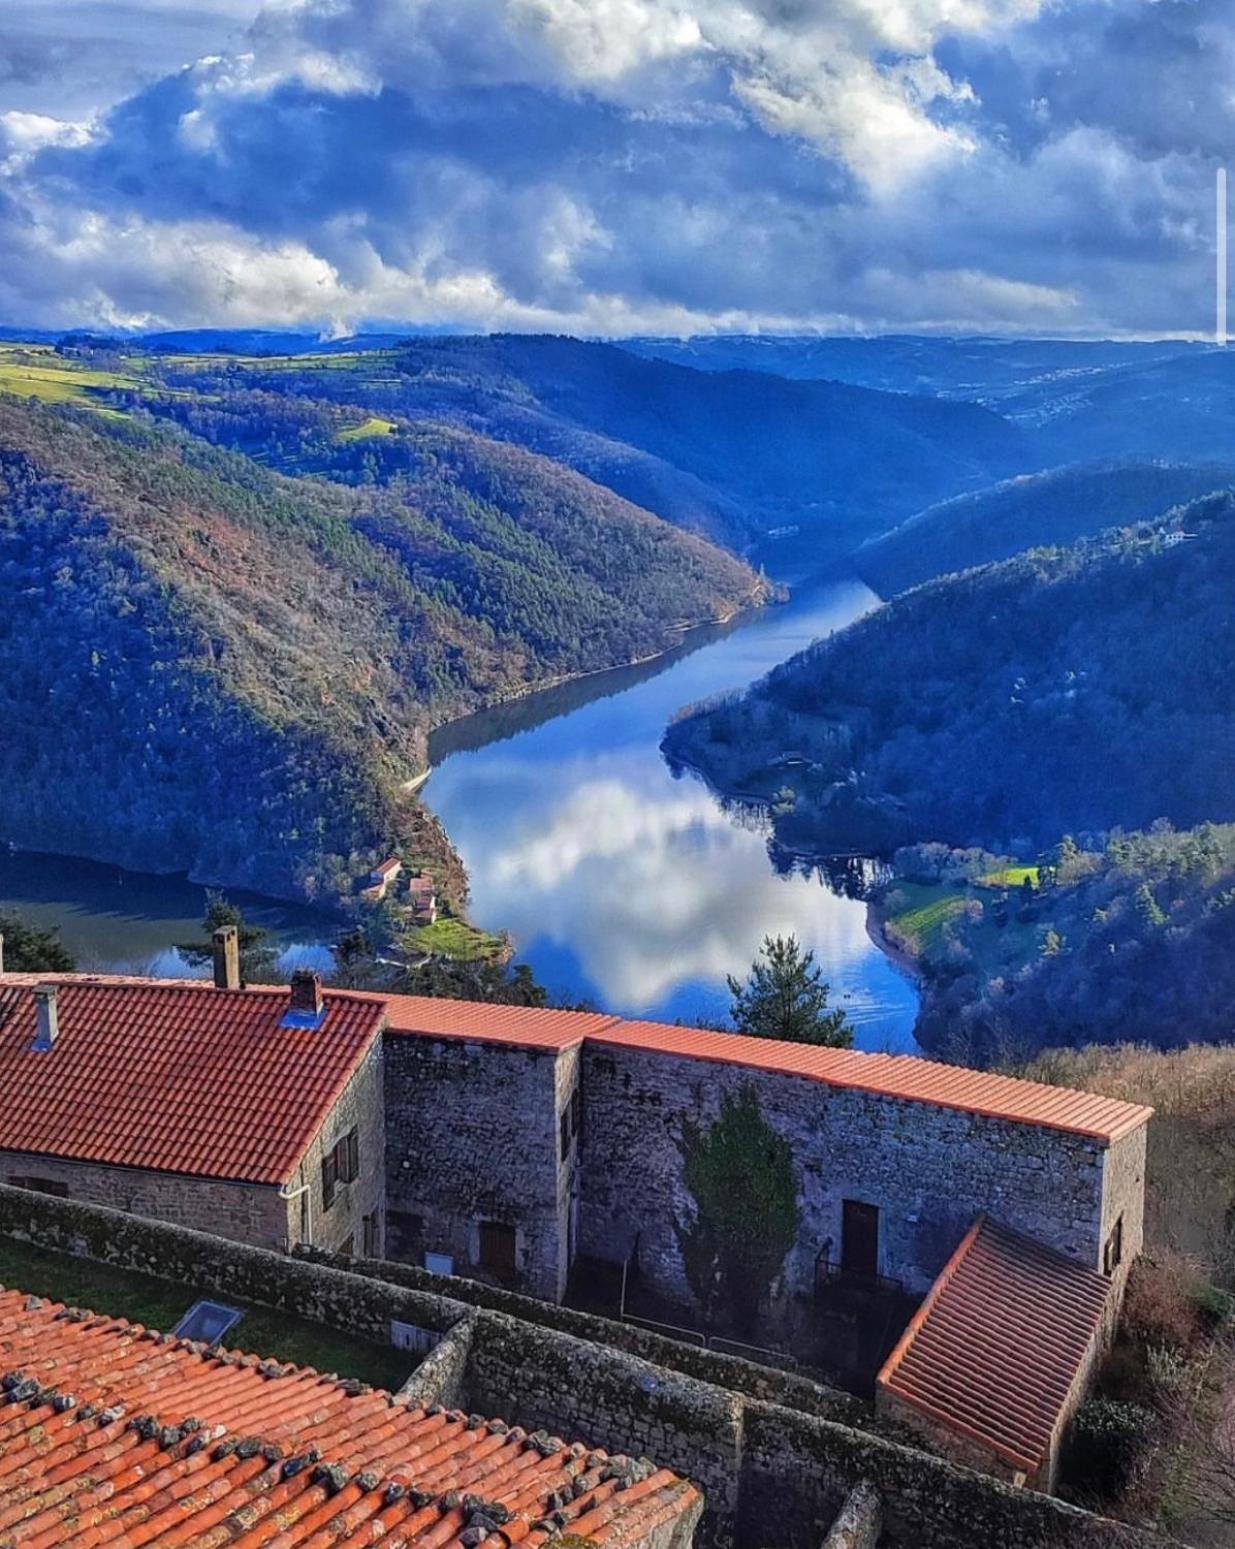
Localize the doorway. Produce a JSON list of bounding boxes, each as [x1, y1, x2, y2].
[[841, 1200, 880, 1279]]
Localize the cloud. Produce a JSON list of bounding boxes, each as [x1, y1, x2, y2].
[[0, 0, 1230, 334]]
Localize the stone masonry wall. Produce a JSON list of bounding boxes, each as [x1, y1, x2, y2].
[[578, 1044, 1112, 1304], [555, 1041, 582, 1301], [1101, 1125, 1148, 1292], [0, 1149, 288, 1249], [283, 1038, 386, 1256], [0, 1188, 1171, 1549], [383, 1035, 564, 1299]]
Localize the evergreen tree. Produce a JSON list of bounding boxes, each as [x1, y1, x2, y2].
[[0, 909, 75, 973], [178, 891, 275, 979], [726, 934, 852, 1046], [677, 1085, 800, 1335]]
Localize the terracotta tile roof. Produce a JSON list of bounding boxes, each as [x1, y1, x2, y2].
[[594, 1021, 1152, 1144], [0, 978, 386, 1186], [877, 1216, 1112, 1474], [0, 973, 1152, 1141], [0, 1286, 697, 1548], [377, 996, 620, 1052]]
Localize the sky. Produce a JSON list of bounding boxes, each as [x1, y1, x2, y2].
[[0, 0, 1230, 337]]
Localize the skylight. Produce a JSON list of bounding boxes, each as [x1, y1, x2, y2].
[[172, 1299, 244, 1345]]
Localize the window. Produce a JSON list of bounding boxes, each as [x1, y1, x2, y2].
[[362, 1211, 381, 1258], [1103, 1215, 1124, 1276], [570, 1088, 581, 1136], [9, 1175, 69, 1198], [321, 1127, 360, 1210], [479, 1220, 517, 1278], [387, 1210, 424, 1260], [172, 1300, 243, 1344], [841, 1200, 880, 1280], [559, 1109, 571, 1161]]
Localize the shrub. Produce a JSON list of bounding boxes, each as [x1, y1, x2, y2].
[[1122, 1254, 1208, 1353], [1064, 1398, 1156, 1498]]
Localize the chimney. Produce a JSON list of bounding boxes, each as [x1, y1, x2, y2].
[[289, 969, 324, 1019], [212, 926, 241, 991], [32, 984, 59, 1050]]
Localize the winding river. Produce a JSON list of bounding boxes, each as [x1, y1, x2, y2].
[[0, 572, 919, 1051]]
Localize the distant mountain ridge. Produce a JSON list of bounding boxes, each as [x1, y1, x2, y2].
[[856, 459, 1235, 595]]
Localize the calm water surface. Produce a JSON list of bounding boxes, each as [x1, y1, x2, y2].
[[424, 575, 920, 1050], [1, 573, 919, 1049]]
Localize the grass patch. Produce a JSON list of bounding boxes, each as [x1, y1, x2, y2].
[[0, 347, 140, 414], [881, 881, 970, 955], [977, 864, 1040, 889], [338, 415, 398, 442], [0, 1236, 413, 1389], [403, 916, 508, 961]]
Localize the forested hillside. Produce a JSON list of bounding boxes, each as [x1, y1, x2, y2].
[[0, 394, 763, 902], [137, 335, 1028, 555], [665, 490, 1235, 857], [857, 460, 1235, 595], [873, 825, 1235, 1062]]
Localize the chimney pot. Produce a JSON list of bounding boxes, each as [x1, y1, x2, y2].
[[33, 984, 59, 1050], [289, 969, 324, 1018], [212, 926, 241, 991]]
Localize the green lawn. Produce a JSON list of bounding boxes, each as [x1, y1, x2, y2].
[[0, 1237, 413, 1389], [882, 878, 1042, 972], [402, 916, 508, 961]]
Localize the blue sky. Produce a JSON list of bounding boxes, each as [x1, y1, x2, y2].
[[0, 0, 1230, 337]]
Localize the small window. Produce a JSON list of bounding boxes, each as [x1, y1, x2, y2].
[[559, 1109, 571, 1161], [173, 1300, 243, 1345], [362, 1211, 381, 1258], [479, 1220, 517, 1278], [570, 1088, 581, 1136], [9, 1175, 69, 1198], [387, 1210, 424, 1258], [1103, 1215, 1124, 1276], [322, 1128, 360, 1208]]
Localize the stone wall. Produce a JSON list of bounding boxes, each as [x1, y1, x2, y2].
[[1101, 1125, 1148, 1289], [579, 1043, 1111, 1304], [0, 1149, 287, 1249], [0, 1187, 1172, 1549], [383, 1035, 566, 1299], [285, 1038, 386, 1256]]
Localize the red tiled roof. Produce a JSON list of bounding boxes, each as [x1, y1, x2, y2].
[[0, 974, 1152, 1142], [377, 995, 620, 1052], [877, 1216, 1112, 1474], [594, 1022, 1152, 1144], [0, 1286, 697, 1547], [0, 979, 385, 1185]]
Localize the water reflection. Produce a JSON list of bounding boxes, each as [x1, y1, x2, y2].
[[424, 576, 920, 1050]]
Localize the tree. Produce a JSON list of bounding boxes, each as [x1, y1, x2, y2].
[[677, 1085, 800, 1335], [0, 909, 75, 973], [1136, 882, 1167, 929], [178, 891, 275, 980], [726, 934, 852, 1046]]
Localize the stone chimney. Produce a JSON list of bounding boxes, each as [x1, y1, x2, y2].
[[289, 969, 324, 1018], [212, 926, 241, 991], [32, 984, 59, 1050]]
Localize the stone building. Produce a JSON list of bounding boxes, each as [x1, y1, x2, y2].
[[0, 940, 388, 1256], [0, 965, 1152, 1490]]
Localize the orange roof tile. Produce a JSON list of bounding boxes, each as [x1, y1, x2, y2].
[[0, 979, 385, 1186], [594, 1021, 1152, 1144], [0, 1286, 697, 1548], [877, 1216, 1112, 1474], [377, 995, 620, 1052]]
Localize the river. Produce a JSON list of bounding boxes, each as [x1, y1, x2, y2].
[[0, 573, 919, 1051], [423, 573, 920, 1050]]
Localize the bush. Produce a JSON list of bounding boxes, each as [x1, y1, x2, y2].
[[1064, 1398, 1156, 1497], [1122, 1254, 1209, 1353]]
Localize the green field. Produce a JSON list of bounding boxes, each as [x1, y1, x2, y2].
[[338, 414, 398, 442], [403, 916, 508, 961], [0, 346, 138, 414], [0, 1236, 412, 1389], [881, 878, 1041, 972], [977, 864, 1041, 889]]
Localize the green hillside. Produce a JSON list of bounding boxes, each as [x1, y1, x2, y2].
[[0, 396, 764, 904], [856, 460, 1235, 595], [665, 489, 1235, 857]]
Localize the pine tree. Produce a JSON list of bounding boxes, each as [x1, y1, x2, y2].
[[726, 934, 852, 1047], [0, 909, 75, 973]]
